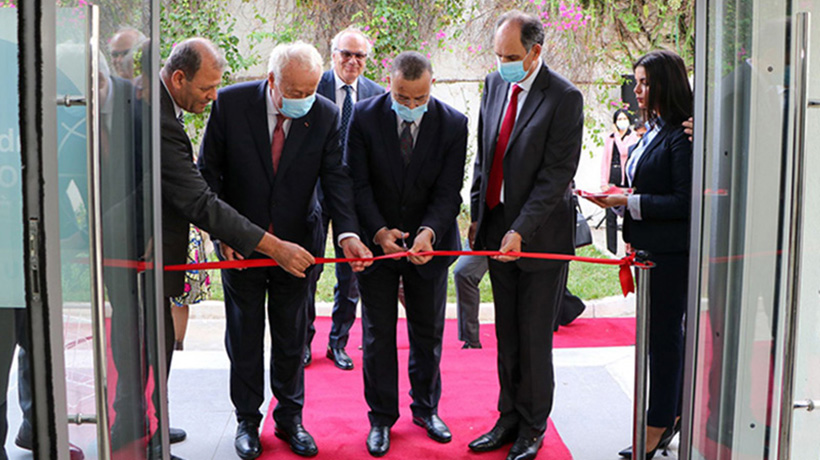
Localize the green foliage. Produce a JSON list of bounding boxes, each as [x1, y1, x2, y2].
[[160, 0, 264, 144]]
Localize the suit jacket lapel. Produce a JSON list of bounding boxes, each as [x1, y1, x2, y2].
[[403, 98, 439, 191], [249, 81, 275, 186], [379, 96, 405, 191], [506, 63, 550, 153], [484, 78, 508, 174], [633, 124, 671, 180], [318, 72, 336, 103]]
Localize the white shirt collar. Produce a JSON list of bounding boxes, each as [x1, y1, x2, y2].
[[334, 70, 358, 94], [514, 58, 542, 92]]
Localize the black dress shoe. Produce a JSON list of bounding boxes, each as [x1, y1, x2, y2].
[[412, 414, 452, 443], [469, 423, 517, 452], [506, 434, 544, 460], [275, 423, 318, 457], [618, 421, 678, 459], [366, 426, 390, 457], [461, 341, 483, 349], [235, 421, 261, 459], [326, 346, 354, 370], [303, 347, 312, 367], [169, 427, 187, 444]]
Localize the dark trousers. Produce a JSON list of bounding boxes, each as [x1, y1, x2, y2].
[[645, 251, 688, 428], [484, 206, 565, 436], [605, 208, 619, 255], [223, 265, 310, 427], [306, 219, 359, 350], [359, 260, 447, 427]]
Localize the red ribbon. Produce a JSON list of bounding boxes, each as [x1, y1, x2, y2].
[[158, 250, 650, 297]]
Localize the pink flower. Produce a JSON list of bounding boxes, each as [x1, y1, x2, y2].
[[477, 45, 482, 51], [467, 45, 474, 52], [381, 16, 387, 23], [436, 30, 446, 39], [426, 52, 432, 58], [363, 25, 370, 31]]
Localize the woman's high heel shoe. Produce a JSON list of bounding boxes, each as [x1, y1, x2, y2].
[[618, 421, 679, 459]]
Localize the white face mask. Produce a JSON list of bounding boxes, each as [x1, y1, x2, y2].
[[616, 119, 630, 131]]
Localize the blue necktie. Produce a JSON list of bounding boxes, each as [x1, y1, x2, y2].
[[400, 121, 413, 166], [341, 85, 353, 138]]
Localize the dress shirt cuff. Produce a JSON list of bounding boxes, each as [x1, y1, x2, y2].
[[417, 226, 436, 245], [627, 194, 642, 221], [337, 232, 361, 246]]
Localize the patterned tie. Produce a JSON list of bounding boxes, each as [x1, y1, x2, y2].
[[486, 84, 523, 210], [341, 85, 353, 138], [176, 111, 185, 127], [271, 114, 286, 174], [400, 121, 413, 166]]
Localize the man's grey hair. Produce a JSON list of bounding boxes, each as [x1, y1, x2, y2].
[[163, 38, 227, 81], [496, 11, 545, 52], [109, 27, 146, 50], [267, 41, 324, 82], [330, 28, 373, 55], [390, 51, 432, 80]]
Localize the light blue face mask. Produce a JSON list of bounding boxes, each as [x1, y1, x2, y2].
[[391, 97, 428, 123], [279, 93, 316, 119], [497, 57, 528, 83]]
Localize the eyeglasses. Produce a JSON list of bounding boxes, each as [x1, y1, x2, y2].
[[335, 49, 368, 61]]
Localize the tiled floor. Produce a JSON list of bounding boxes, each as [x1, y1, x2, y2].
[[3, 338, 679, 460]]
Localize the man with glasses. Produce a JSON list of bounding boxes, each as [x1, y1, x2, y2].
[[305, 27, 384, 371]]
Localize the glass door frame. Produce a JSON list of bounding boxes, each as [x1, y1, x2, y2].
[[17, 1, 167, 458]]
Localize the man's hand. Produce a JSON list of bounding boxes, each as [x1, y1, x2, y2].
[[374, 227, 410, 255], [219, 242, 246, 270], [468, 222, 478, 250], [408, 228, 434, 265], [584, 194, 628, 209], [682, 117, 694, 142], [256, 232, 315, 278], [493, 230, 522, 263], [340, 237, 373, 272]]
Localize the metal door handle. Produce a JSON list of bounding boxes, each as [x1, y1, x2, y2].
[[794, 400, 820, 411], [56, 95, 86, 107], [808, 100, 820, 108]]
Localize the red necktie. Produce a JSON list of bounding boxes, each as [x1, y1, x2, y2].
[[271, 114, 286, 174], [486, 84, 522, 210]]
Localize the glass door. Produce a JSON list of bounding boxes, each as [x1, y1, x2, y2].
[[12, 1, 166, 459], [685, 0, 819, 458]]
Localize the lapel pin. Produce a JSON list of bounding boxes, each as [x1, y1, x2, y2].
[[304, 122, 309, 127]]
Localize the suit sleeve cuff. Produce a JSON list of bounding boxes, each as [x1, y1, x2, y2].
[[418, 226, 436, 245], [337, 232, 361, 246]]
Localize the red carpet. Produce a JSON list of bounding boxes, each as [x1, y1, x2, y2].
[[259, 316, 635, 459]]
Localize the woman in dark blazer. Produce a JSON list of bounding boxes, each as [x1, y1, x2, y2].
[[588, 49, 693, 459]]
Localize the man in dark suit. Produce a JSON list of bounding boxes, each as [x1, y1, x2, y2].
[[467, 12, 583, 460], [160, 38, 318, 460], [347, 51, 467, 457], [304, 27, 385, 371], [198, 41, 372, 459]]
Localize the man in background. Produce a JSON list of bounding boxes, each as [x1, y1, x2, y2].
[[305, 27, 384, 371]]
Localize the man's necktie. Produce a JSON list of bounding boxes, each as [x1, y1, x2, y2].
[[400, 121, 413, 166], [271, 114, 285, 174], [341, 85, 353, 138], [486, 84, 523, 210], [176, 112, 185, 127]]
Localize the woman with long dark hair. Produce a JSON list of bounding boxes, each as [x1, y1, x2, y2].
[[587, 49, 693, 458]]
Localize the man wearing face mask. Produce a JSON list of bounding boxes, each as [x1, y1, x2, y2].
[[467, 11, 583, 460], [198, 41, 372, 460], [347, 51, 467, 457]]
